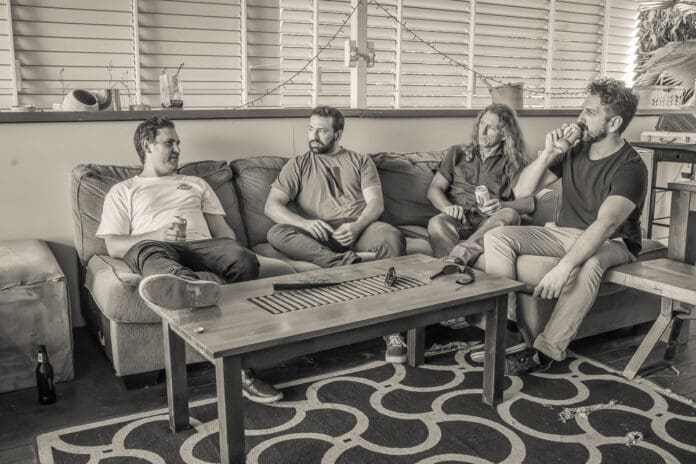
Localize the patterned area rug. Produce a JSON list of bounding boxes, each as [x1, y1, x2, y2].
[[36, 344, 696, 464]]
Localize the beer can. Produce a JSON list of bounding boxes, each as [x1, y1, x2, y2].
[[475, 186, 490, 207], [552, 123, 582, 152], [174, 215, 187, 234]]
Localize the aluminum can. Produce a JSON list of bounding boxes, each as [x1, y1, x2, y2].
[[173, 215, 187, 235], [475, 186, 490, 207], [552, 123, 582, 153]]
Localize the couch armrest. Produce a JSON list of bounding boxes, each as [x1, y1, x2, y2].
[[522, 189, 559, 226]]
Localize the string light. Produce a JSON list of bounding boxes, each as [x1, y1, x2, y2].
[[231, 0, 363, 109], [368, 0, 587, 96], [233, 0, 589, 108]]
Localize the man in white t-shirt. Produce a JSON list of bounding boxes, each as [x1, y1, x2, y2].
[[96, 117, 281, 403]]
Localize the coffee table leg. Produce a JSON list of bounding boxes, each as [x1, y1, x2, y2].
[[483, 294, 506, 406], [215, 356, 245, 464], [407, 327, 425, 367], [163, 321, 189, 432]]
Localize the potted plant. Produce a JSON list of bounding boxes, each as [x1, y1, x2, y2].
[[634, 2, 696, 108]]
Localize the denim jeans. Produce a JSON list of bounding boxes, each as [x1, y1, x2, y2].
[[427, 208, 521, 260], [123, 237, 260, 283], [483, 223, 637, 361], [267, 219, 406, 268]]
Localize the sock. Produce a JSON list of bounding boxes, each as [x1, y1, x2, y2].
[[533, 351, 552, 365]]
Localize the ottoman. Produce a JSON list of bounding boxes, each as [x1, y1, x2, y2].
[[0, 239, 73, 393]]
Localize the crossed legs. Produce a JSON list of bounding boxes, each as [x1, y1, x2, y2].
[[428, 208, 521, 264], [484, 224, 636, 362]]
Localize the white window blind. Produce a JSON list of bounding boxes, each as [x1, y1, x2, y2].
[[366, 0, 396, 108], [138, 0, 242, 109], [0, 0, 640, 110], [280, 0, 353, 108], [472, 0, 547, 108], [0, 0, 13, 108], [605, 0, 638, 83], [547, 0, 604, 107], [247, 0, 282, 107], [11, 0, 134, 109]]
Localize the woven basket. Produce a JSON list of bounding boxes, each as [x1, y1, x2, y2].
[[635, 85, 687, 109]]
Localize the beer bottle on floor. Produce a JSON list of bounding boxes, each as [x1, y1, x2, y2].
[[36, 344, 56, 405]]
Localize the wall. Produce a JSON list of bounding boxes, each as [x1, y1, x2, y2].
[[0, 113, 666, 326]]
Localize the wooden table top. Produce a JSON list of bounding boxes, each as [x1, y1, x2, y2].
[[605, 258, 696, 306], [146, 254, 524, 359]]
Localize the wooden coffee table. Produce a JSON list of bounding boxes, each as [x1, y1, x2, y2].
[[144, 254, 524, 464]]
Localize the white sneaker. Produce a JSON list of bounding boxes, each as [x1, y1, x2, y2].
[[383, 333, 407, 363], [139, 274, 221, 310]]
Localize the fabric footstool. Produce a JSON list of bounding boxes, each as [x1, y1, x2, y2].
[[0, 239, 73, 393]]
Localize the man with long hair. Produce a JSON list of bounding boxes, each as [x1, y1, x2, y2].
[[485, 78, 645, 375], [427, 103, 533, 265]]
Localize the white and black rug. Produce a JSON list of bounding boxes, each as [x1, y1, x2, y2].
[[36, 345, 696, 463]]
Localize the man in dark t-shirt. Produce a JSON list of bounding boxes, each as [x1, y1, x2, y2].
[[484, 78, 647, 374], [265, 106, 408, 364]]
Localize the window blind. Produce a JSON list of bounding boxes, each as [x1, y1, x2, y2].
[[139, 0, 242, 109], [399, 0, 470, 108], [0, 0, 640, 110], [247, 0, 282, 107], [472, 0, 547, 108], [0, 0, 13, 108], [280, 0, 353, 108], [11, 0, 134, 109]]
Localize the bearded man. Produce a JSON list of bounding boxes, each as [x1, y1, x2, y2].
[[264, 105, 408, 363], [484, 78, 646, 375]]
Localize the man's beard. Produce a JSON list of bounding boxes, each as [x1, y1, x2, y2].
[[581, 122, 608, 144], [309, 139, 336, 154]]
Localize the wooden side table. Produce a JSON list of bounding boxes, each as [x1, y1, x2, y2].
[[603, 180, 696, 380], [605, 259, 696, 379]]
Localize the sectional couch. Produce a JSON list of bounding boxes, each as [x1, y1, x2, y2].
[[71, 150, 666, 381]]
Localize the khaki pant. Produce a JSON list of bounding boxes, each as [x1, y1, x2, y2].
[[483, 223, 636, 361]]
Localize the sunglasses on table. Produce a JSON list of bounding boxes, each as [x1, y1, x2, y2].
[[429, 258, 475, 287]]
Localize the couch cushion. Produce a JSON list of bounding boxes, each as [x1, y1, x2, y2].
[[71, 161, 246, 265], [231, 157, 290, 248], [85, 255, 158, 323], [179, 161, 247, 248], [369, 151, 446, 227]]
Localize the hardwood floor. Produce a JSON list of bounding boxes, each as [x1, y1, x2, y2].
[[1, 323, 695, 464]]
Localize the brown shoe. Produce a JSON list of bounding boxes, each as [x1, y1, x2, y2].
[[139, 274, 221, 310]]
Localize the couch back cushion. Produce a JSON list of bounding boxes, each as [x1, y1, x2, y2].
[[370, 150, 446, 227], [71, 161, 246, 265], [230, 156, 289, 247]]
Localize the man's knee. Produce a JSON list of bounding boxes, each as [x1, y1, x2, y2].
[[224, 244, 260, 282], [267, 223, 297, 246], [427, 213, 450, 237], [496, 207, 521, 226], [365, 222, 406, 258], [483, 226, 508, 249]]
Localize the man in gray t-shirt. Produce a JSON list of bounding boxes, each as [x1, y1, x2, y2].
[[265, 106, 408, 363]]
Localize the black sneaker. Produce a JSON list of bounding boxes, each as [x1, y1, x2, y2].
[[505, 348, 553, 376], [139, 274, 221, 310], [471, 342, 526, 363], [384, 333, 407, 363], [241, 369, 283, 403]]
